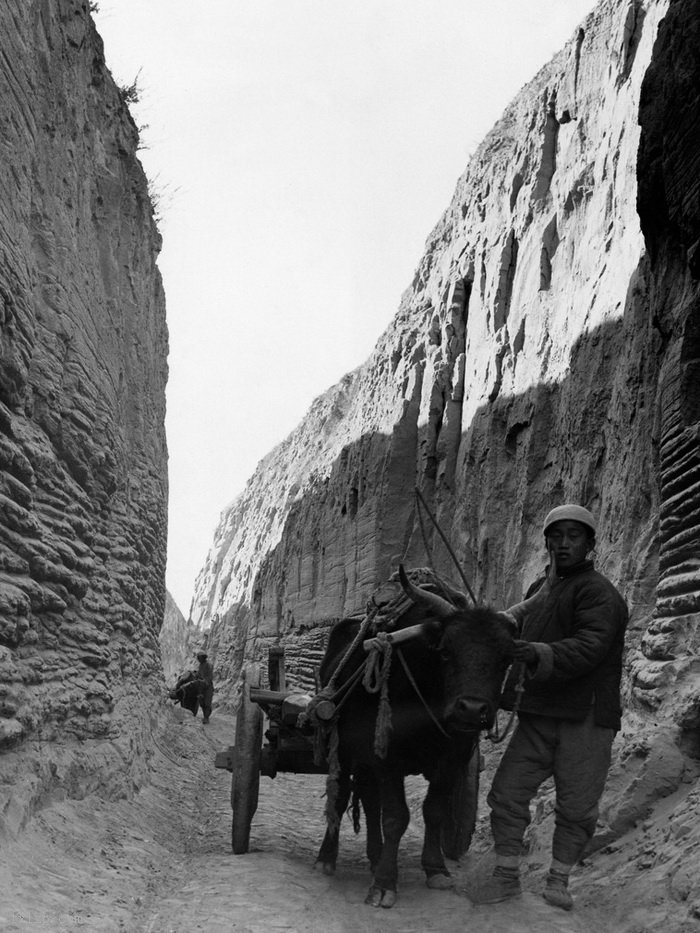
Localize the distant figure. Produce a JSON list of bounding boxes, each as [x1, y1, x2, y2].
[[196, 651, 214, 724]]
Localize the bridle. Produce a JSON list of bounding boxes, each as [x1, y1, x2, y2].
[[324, 629, 523, 750], [307, 481, 533, 758]]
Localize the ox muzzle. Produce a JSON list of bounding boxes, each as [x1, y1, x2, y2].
[[443, 695, 497, 733]]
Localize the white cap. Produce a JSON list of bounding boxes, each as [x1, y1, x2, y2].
[[543, 505, 596, 536]]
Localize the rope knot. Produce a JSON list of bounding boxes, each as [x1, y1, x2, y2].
[[363, 637, 393, 758]]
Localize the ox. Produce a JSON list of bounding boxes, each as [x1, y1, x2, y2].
[[169, 671, 203, 716], [313, 565, 548, 908]]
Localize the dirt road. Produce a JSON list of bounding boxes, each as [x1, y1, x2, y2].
[[0, 706, 616, 932]]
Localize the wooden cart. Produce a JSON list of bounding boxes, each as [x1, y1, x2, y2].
[[215, 646, 480, 857]]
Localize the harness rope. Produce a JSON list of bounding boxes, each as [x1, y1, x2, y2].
[[486, 661, 526, 744], [414, 487, 477, 605], [395, 646, 449, 738], [308, 568, 525, 834], [304, 605, 377, 757], [328, 605, 379, 689], [303, 605, 378, 830], [306, 579, 436, 828], [362, 632, 394, 758], [410, 488, 529, 744], [415, 493, 467, 609]]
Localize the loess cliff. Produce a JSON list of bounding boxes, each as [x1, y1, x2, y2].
[[0, 0, 168, 832], [193, 0, 700, 729], [0, 0, 698, 925], [189, 3, 700, 923], [192, 0, 700, 852]]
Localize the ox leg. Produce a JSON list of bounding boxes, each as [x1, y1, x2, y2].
[[365, 771, 409, 909], [355, 768, 382, 872], [315, 770, 352, 875], [421, 765, 453, 890]]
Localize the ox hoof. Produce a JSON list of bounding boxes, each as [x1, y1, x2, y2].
[[426, 872, 454, 890], [365, 884, 397, 908], [314, 860, 336, 876]]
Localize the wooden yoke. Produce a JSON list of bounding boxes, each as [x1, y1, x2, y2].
[[363, 623, 429, 652]]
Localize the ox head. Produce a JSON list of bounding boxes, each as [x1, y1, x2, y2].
[[396, 564, 553, 735]]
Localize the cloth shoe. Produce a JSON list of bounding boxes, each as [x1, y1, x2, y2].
[[472, 865, 522, 904], [543, 872, 573, 910]]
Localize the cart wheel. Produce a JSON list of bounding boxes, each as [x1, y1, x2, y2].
[[231, 663, 263, 854], [441, 741, 480, 860]]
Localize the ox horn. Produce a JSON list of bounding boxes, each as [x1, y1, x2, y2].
[[500, 552, 558, 627], [398, 564, 458, 619]]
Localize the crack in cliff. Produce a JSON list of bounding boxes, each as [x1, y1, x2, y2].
[[574, 27, 585, 107], [494, 230, 518, 329], [533, 91, 559, 201], [433, 276, 471, 496], [539, 215, 560, 291], [619, 0, 646, 84]]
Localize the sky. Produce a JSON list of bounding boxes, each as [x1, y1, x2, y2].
[[93, 0, 596, 617]]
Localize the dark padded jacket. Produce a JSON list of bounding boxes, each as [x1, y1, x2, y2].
[[501, 560, 628, 731], [197, 659, 214, 692]]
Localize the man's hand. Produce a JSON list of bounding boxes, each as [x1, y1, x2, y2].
[[513, 640, 537, 664]]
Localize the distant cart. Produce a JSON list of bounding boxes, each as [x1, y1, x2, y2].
[[215, 645, 480, 858]]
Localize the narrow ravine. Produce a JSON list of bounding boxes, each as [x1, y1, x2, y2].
[[1, 703, 613, 932], [129, 711, 593, 933]]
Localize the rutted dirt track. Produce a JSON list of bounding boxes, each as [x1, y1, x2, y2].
[[0, 707, 629, 932]]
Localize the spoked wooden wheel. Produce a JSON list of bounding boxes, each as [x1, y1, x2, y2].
[[231, 663, 263, 854], [441, 741, 480, 860]]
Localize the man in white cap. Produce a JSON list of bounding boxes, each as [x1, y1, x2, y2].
[[475, 504, 628, 911]]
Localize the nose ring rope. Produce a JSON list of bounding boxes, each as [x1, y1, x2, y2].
[[395, 646, 450, 738], [486, 661, 526, 744]]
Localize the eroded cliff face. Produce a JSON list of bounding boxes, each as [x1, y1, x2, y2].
[[189, 9, 700, 905], [0, 0, 168, 832], [634, 0, 700, 741], [194, 0, 699, 725], [195, 0, 700, 769]]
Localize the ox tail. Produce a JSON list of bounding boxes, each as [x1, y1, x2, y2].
[[324, 722, 341, 833], [325, 778, 340, 834], [350, 783, 362, 834]]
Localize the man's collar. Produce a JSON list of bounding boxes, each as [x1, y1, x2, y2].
[[557, 559, 594, 578]]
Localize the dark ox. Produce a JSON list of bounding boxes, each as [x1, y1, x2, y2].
[[314, 566, 545, 908], [169, 671, 202, 716]]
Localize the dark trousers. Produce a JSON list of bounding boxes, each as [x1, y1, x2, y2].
[[487, 710, 614, 865], [199, 686, 214, 720]]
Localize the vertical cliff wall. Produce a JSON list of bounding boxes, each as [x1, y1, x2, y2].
[[0, 0, 168, 829], [633, 0, 700, 738], [192, 0, 698, 747]]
